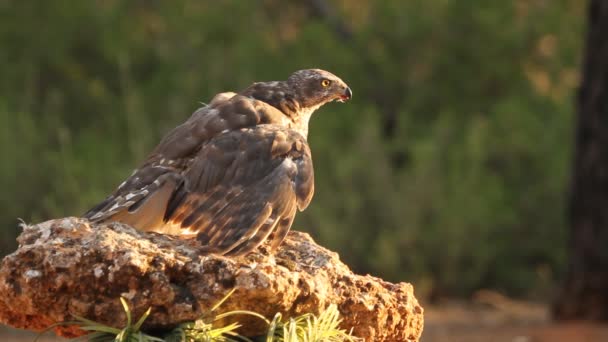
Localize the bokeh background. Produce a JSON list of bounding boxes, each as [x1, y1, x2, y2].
[[0, 0, 598, 341]]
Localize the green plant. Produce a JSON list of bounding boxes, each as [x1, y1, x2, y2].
[[70, 298, 162, 342], [38, 289, 358, 342], [164, 289, 257, 342], [265, 304, 356, 342], [34, 297, 162, 342]]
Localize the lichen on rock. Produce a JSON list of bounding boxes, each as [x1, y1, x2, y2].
[[0, 217, 424, 341]]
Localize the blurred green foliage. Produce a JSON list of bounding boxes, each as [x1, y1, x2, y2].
[[0, 0, 584, 299]]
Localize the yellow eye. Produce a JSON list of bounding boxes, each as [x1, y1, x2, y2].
[[321, 79, 331, 87]]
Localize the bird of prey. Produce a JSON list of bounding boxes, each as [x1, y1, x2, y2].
[[84, 69, 351, 256]]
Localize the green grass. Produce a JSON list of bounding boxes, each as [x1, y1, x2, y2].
[[37, 289, 358, 342], [265, 305, 356, 342]]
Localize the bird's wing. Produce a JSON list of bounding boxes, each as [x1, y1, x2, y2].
[[150, 94, 288, 160], [84, 94, 289, 225], [163, 125, 314, 256], [84, 123, 314, 256]]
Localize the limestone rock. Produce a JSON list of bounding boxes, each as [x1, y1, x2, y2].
[[0, 217, 423, 341]]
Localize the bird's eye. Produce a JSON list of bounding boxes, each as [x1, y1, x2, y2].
[[321, 79, 331, 87]]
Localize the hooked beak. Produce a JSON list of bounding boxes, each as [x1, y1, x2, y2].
[[338, 86, 352, 103]]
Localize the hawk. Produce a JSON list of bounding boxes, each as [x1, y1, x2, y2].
[[84, 69, 352, 256]]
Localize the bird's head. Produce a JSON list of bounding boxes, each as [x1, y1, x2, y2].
[[286, 69, 352, 109], [239, 69, 351, 125]]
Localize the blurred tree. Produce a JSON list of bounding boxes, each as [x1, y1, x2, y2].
[[554, 0, 608, 320], [0, 0, 585, 299]]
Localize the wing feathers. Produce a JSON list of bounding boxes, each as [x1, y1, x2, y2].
[[225, 209, 281, 256], [269, 201, 297, 252], [85, 96, 315, 256], [157, 126, 312, 255]]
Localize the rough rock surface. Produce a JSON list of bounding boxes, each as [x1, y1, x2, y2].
[[0, 217, 424, 341]]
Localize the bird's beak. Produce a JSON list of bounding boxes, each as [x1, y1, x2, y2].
[[338, 87, 352, 103]]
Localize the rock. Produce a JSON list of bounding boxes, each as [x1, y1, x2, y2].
[[0, 217, 424, 341]]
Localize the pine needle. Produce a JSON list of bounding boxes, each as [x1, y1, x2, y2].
[[35, 289, 359, 342], [267, 304, 359, 342]]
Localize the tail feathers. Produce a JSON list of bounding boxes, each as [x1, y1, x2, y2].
[[84, 188, 150, 222], [84, 173, 179, 232]]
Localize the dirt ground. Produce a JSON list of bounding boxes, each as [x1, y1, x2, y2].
[[2, 293, 608, 342], [423, 292, 608, 342], [0, 326, 67, 342]]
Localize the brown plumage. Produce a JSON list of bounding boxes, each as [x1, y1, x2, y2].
[[84, 69, 351, 256]]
